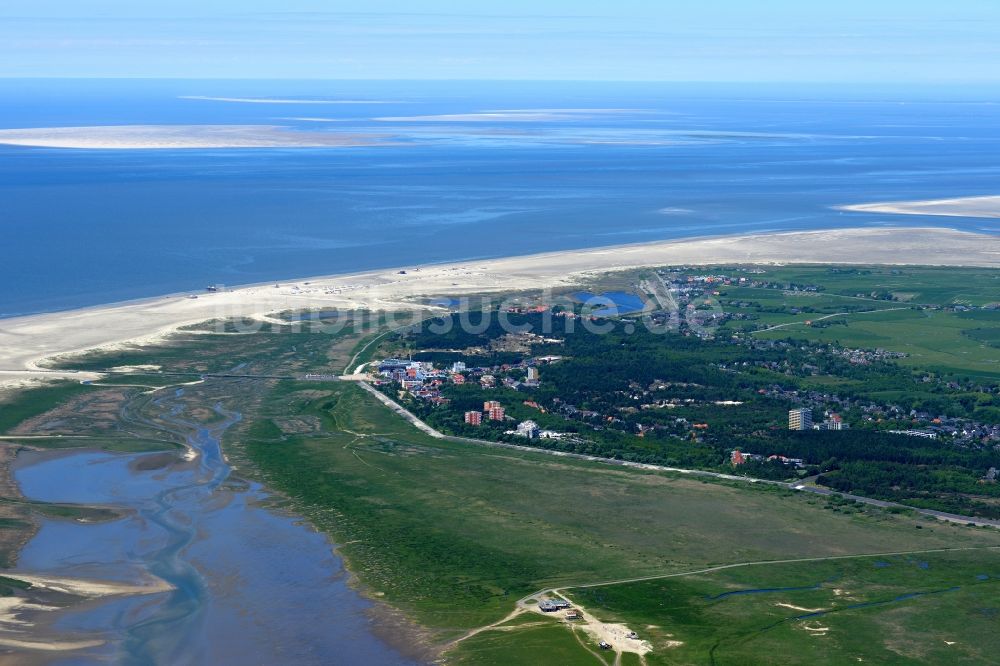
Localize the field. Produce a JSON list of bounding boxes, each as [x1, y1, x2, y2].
[[1, 262, 997, 663], [565, 550, 1000, 665], [232, 379, 1000, 662], [700, 265, 1000, 378]]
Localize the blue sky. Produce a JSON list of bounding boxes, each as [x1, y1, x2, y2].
[[2, 0, 999, 82]]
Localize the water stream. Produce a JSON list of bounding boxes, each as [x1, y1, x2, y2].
[[13, 390, 417, 664]]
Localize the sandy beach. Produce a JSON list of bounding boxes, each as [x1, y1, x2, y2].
[[0, 226, 997, 390], [839, 195, 1000, 219], [0, 125, 385, 149]]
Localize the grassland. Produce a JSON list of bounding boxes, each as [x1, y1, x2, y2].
[[702, 265, 1000, 378], [1, 263, 996, 662], [233, 379, 1000, 662], [567, 550, 1000, 665]]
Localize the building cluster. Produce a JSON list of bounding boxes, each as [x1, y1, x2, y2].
[[657, 269, 823, 295], [764, 383, 998, 446], [832, 347, 908, 365], [789, 408, 849, 431], [465, 400, 507, 425], [377, 355, 547, 405], [462, 403, 559, 441], [377, 355, 580, 443], [730, 449, 805, 468]]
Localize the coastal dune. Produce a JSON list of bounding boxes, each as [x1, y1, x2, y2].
[[0, 227, 997, 390]]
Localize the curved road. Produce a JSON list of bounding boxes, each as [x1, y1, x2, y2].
[[351, 380, 1000, 529]]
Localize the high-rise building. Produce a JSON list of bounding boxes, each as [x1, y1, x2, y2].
[[789, 408, 813, 431], [516, 420, 540, 439], [526, 367, 539, 381], [484, 400, 502, 411], [487, 407, 506, 421], [464, 411, 482, 425]]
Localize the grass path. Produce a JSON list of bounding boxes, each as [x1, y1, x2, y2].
[[753, 306, 910, 333], [450, 545, 1000, 661]]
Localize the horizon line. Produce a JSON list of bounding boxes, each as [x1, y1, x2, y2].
[[1, 76, 1000, 88]]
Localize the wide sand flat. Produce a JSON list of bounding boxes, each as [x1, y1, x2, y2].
[[0, 125, 382, 149], [0, 227, 996, 389], [839, 195, 1000, 219]]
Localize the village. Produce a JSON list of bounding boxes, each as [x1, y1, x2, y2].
[[373, 355, 577, 442]]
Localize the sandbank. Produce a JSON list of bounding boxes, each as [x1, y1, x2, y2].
[[0, 227, 997, 391], [0, 125, 384, 149], [839, 195, 1000, 219]]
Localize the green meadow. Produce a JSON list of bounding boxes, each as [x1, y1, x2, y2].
[[705, 265, 1000, 377], [2, 263, 996, 663], [232, 380, 1000, 661], [568, 550, 1000, 665]]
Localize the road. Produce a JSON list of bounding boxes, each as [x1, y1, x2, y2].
[[351, 380, 1000, 529], [15, 364, 999, 530], [342, 318, 431, 377]]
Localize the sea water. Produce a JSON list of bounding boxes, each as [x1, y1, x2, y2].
[[2, 79, 999, 316]]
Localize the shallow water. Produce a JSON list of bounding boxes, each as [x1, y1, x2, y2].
[[13, 394, 417, 665], [2, 80, 999, 317], [574, 291, 646, 316]]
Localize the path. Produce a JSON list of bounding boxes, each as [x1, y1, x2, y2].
[[453, 545, 1000, 662], [342, 319, 430, 377], [753, 306, 910, 333]]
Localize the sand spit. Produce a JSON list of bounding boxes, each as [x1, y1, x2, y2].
[[0, 124, 385, 149], [179, 96, 394, 105], [0, 227, 996, 392], [0, 573, 172, 653], [5, 573, 173, 598], [839, 195, 1000, 219]]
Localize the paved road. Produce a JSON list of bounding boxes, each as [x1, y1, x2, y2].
[[351, 380, 1000, 529], [20, 365, 999, 530]]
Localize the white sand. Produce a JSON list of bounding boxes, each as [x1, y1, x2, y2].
[[839, 195, 1000, 219], [0, 125, 383, 149], [0, 573, 172, 652], [528, 596, 653, 656], [5, 573, 173, 598], [0, 635, 104, 651], [179, 96, 393, 105], [0, 227, 996, 392]]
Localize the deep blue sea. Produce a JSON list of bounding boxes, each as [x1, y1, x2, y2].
[[2, 79, 999, 317]]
